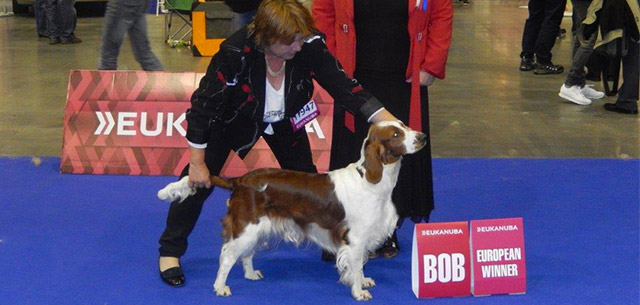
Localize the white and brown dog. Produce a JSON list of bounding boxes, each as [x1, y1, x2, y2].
[[158, 121, 427, 300]]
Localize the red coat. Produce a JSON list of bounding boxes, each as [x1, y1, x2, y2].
[[312, 0, 453, 130]]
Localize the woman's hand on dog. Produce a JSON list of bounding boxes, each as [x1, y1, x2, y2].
[[188, 147, 211, 188], [189, 163, 211, 188]]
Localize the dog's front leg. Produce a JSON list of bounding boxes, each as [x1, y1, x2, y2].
[[362, 275, 376, 289], [337, 245, 372, 301], [349, 251, 371, 301]]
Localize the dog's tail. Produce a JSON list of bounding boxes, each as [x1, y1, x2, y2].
[[157, 175, 235, 203], [210, 176, 233, 189]]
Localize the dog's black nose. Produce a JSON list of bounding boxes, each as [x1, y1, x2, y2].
[[417, 133, 427, 144]]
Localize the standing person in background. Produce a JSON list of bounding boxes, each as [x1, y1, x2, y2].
[[519, 0, 567, 74], [604, 41, 639, 114], [98, 0, 164, 71], [224, 0, 261, 30], [34, 0, 49, 38], [45, 0, 81, 44], [570, 0, 601, 80], [586, 0, 640, 114], [312, 0, 452, 259], [558, 0, 605, 105], [223, 0, 313, 31]]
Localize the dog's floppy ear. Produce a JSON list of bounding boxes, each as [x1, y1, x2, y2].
[[363, 139, 383, 184]]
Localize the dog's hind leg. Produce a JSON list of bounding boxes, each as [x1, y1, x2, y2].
[[213, 240, 238, 297], [241, 251, 263, 280], [213, 222, 263, 297]]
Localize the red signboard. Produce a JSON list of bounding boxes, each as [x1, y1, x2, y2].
[[412, 222, 471, 298], [470, 218, 527, 296], [60, 70, 334, 176]]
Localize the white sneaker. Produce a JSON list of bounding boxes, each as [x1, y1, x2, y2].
[[581, 84, 605, 99], [559, 84, 592, 105]]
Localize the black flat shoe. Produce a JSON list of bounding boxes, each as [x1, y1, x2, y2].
[[160, 266, 185, 287], [376, 231, 399, 259], [603, 103, 638, 114]]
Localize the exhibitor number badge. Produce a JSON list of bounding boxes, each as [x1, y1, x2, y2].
[[290, 100, 319, 132]]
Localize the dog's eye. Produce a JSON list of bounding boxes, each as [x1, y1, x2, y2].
[[392, 133, 398, 138]]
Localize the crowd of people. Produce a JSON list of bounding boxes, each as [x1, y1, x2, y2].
[[520, 0, 639, 114], [28, 0, 638, 288]]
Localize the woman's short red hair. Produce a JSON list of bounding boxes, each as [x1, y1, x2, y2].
[[248, 0, 316, 48]]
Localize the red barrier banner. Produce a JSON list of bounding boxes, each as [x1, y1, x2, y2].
[[470, 218, 527, 296], [60, 70, 334, 176], [412, 222, 471, 299]]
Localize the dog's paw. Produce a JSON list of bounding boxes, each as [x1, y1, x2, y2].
[[352, 290, 372, 301], [362, 277, 376, 289], [244, 270, 263, 280], [214, 285, 232, 297]]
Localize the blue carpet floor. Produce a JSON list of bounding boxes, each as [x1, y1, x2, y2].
[[1, 157, 638, 305]]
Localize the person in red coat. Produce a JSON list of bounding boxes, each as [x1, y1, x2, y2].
[[313, 0, 452, 259]]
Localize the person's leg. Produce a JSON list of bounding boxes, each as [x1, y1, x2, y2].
[[533, 0, 566, 62], [560, 27, 604, 104], [158, 131, 232, 286], [98, 1, 131, 70], [570, 1, 578, 51], [531, 0, 567, 74], [59, 0, 79, 43], [379, 85, 434, 258], [44, 0, 60, 43], [570, 0, 590, 58], [521, 0, 545, 58], [520, 0, 545, 70], [565, 31, 596, 87], [128, 3, 164, 71], [34, 0, 49, 37], [606, 42, 639, 113]]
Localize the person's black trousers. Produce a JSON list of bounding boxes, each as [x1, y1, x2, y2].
[[520, 0, 567, 62], [616, 42, 639, 111]]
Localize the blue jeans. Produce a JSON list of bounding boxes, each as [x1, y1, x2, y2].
[[98, 0, 164, 71], [34, 0, 48, 36], [570, 0, 592, 58], [565, 3, 597, 88], [232, 10, 256, 30], [44, 0, 77, 40]]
